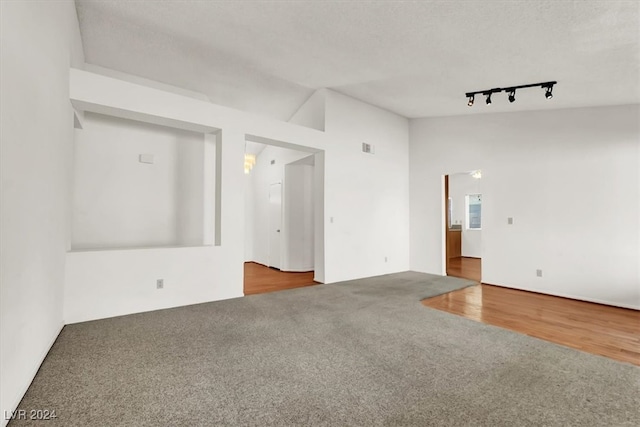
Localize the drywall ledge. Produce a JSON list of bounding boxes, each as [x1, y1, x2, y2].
[[68, 68, 328, 145], [71, 99, 220, 134], [1, 2, 83, 424], [83, 63, 212, 102]]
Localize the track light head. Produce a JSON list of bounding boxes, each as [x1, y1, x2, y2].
[[467, 94, 474, 107], [545, 87, 553, 99], [508, 90, 516, 103], [485, 92, 492, 105]]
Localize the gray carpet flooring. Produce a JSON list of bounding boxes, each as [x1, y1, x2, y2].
[[10, 272, 640, 426]]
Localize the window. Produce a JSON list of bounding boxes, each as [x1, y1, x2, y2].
[[466, 194, 481, 229]]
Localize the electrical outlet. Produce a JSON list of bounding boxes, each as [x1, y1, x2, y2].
[[536, 269, 542, 277], [385, 256, 388, 263], [157, 279, 164, 289]]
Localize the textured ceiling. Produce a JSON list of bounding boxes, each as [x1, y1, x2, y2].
[[76, 0, 640, 121]]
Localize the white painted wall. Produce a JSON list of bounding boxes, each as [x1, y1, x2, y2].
[[84, 63, 211, 102], [324, 91, 411, 281], [245, 144, 314, 268], [288, 89, 326, 131], [410, 105, 640, 309], [65, 71, 410, 322], [72, 113, 206, 250], [0, 1, 83, 423], [64, 246, 240, 323], [64, 126, 244, 324], [284, 161, 315, 271], [449, 173, 482, 258]]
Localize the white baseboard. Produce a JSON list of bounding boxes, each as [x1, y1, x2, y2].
[[483, 282, 640, 311], [3, 323, 64, 427]]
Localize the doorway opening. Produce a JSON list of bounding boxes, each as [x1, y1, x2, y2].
[[444, 171, 482, 282], [243, 135, 324, 295]]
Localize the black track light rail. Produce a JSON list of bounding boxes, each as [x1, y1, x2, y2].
[[465, 81, 556, 98]]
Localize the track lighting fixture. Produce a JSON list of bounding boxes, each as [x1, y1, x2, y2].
[[465, 81, 556, 106]]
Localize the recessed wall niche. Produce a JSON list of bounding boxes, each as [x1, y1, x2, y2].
[[71, 112, 216, 251]]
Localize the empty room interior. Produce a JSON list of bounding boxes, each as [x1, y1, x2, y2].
[[1, 1, 638, 426]]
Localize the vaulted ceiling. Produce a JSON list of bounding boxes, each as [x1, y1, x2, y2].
[[76, 0, 639, 121]]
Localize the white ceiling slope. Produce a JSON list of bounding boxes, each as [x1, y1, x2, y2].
[[75, 0, 639, 120]]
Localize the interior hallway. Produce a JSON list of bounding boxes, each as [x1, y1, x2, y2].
[[423, 284, 640, 366], [244, 262, 317, 295], [447, 256, 481, 282]]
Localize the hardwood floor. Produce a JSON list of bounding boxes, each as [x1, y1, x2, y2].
[[448, 256, 481, 282], [244, 262, 317, 295], [423, 284, 640, 366]]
